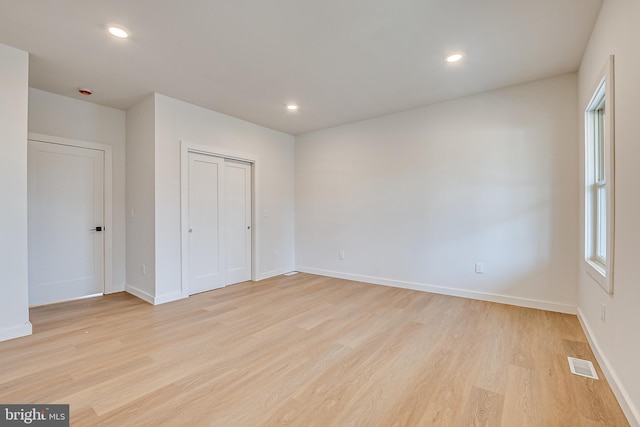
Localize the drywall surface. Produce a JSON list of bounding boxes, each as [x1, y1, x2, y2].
[[153, 94, 295, 300], [28, 88, 127, 291], [578, 0, 640, 424], [296, 74, 579, 313], [125, 94, 157, 301], [0, 43, 31, 341]]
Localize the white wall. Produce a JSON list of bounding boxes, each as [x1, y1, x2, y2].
[[125, 94, 156, 301], [0, 44, 31, 341], [578, 0, 640, 424], [296, 74, 578, 313], [28, 88, 127, 291], [127, 93, 295, 302]]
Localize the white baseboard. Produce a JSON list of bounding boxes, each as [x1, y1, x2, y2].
[[578, 309, 640, 427], [256, 267, 292, 281], [105, 283, 125, 294], [295, 266, 577, 314], [29, 293, 103, 308], [125, 284, 154, 304], [154, 291, 183, 305], [125, 285, 184, 305], [0, 321, 33, 342]]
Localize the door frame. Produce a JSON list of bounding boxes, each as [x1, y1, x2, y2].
[[180, 140, 257, 298], [27, 132, 114, 294]]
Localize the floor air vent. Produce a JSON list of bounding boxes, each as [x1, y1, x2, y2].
[[568, 357, 599, 379]]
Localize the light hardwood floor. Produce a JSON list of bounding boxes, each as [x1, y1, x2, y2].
[[0, 273, 629, 426]]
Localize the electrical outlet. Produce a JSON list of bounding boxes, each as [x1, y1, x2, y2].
[[475, 262, 484, 274], [339, 251, 345, 260], [601, 303, 606, 322]]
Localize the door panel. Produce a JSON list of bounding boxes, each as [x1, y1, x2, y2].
[[28, 141, 104, 306], [188, 152, 226, 294], [226, 160, 252, 284]]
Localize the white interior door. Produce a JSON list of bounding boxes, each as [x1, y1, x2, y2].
[[28, 140, 104, 306], [225, 159, 252, 284], [188, 152, 226, 294]]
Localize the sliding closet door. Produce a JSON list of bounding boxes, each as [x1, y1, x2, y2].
[[186, 152, 253, 295], [187, 152, 226, 294], [225, 159, 252, 284]]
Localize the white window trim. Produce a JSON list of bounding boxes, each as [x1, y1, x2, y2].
[[584, 55, 615, 294]]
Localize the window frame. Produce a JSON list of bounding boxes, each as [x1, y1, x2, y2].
[[584, 55, 615, 294]]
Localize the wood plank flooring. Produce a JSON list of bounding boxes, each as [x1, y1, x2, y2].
[[0, 273, 629, 426]]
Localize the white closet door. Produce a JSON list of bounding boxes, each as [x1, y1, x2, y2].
[[28, 140, 104, 306], [188, 152, 226, 294], [225, 159, 252, 284]]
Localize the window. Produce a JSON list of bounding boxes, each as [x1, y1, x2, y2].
[[584, 55, 615, 294]]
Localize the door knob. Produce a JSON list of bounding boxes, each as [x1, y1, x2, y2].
[[90, 226, 103, 232]]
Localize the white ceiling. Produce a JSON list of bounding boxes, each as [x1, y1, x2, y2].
[[0, 0, 602, 135]]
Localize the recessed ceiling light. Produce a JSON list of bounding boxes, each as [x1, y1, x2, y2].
[[108, 26, 129, 39], [287, 104, 299, 111], [445, 52, 463, 63]]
